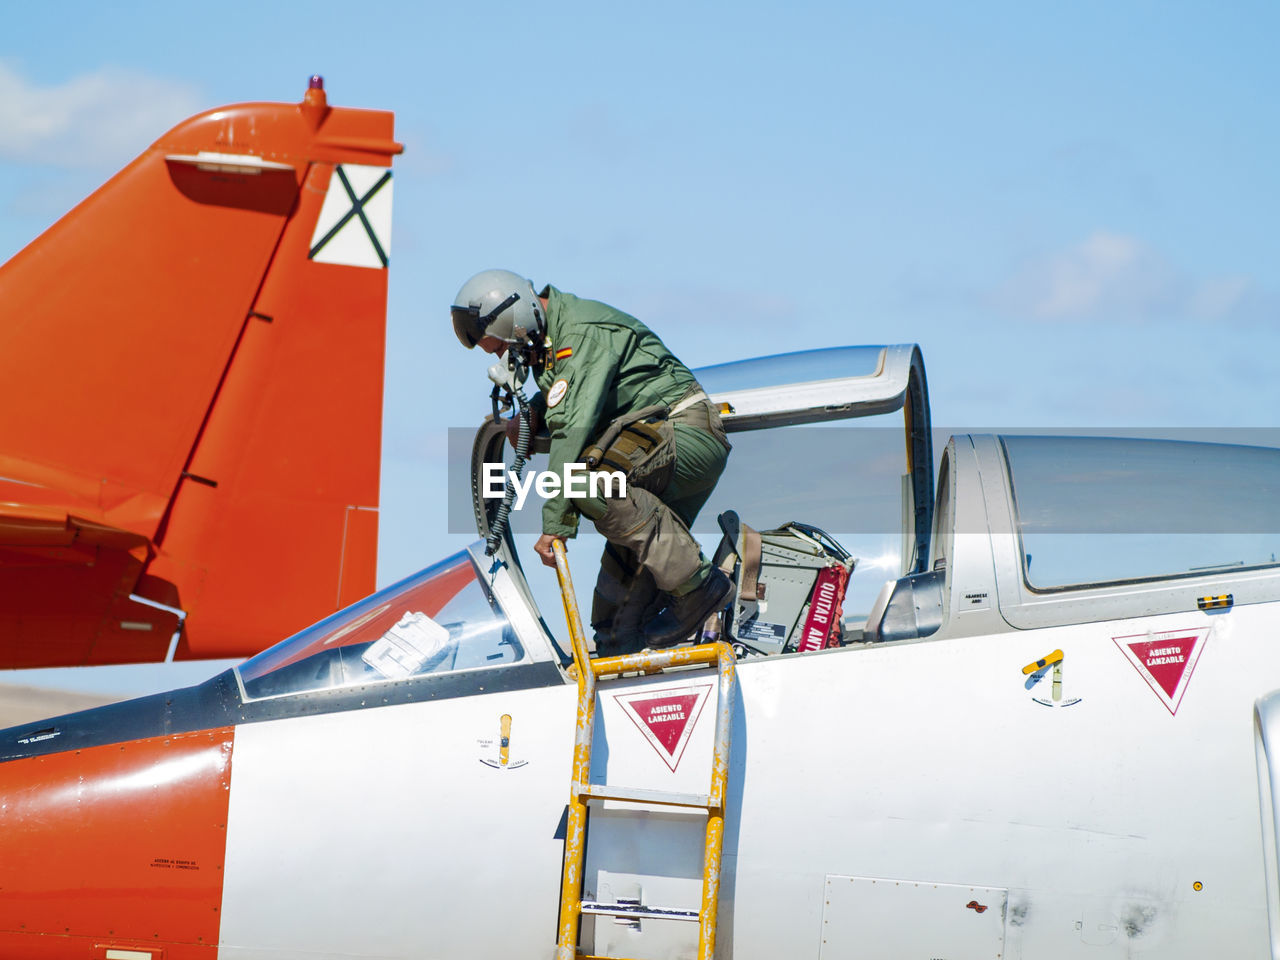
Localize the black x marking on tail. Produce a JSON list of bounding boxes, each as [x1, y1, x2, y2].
[[308, 167, 392, 266]]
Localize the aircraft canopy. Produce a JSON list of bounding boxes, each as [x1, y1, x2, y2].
[[695, 344, 926, 432], [1002, 435, 1280, 590]]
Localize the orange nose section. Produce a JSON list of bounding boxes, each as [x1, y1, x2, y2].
[[0, 729, 234, 957]]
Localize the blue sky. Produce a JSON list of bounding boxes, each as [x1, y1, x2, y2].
[[1, 1, 1276, 692]]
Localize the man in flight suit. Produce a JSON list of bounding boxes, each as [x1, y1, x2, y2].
[[451, 269, 733, 653]]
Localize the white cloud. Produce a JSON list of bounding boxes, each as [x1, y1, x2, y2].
[[996, 231, 1180, 320], [994, 231, 1267, 324], [0, 60, 201, 168], [1188, 275, 1251, 321]]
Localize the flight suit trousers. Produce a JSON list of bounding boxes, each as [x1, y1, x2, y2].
[[577, 400, 731, 654]]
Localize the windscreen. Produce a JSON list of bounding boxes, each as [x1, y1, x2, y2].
[[236, 548, 524, 700]]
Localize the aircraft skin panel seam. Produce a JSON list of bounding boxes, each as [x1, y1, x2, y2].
[[0, 661, 565, 764]]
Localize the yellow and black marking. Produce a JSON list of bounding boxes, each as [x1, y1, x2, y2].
[[1022, 649, 1064, 675], [480, 713, 526, 769], [1197, 594, 1233, 610]]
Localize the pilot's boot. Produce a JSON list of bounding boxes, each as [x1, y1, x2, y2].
[[643, 566, 735, 648]]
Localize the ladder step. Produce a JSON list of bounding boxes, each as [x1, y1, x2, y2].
[[580, 899, 699, 922], [579, 784, 714, 809]]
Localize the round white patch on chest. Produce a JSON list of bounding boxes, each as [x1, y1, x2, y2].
[[547, 378, 569, 408]]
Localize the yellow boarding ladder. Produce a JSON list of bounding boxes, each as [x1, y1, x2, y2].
[[552, 540, 737, 960]]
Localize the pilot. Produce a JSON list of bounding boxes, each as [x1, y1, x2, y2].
[[451, 269, 733, 654]]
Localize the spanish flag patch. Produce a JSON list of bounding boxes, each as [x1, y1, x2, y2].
[[555, 346, 573, 361]]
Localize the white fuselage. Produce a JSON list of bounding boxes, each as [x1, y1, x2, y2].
[[216, 599, 1273, 959]]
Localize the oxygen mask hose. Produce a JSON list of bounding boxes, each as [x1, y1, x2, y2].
[[485, 397, 531, 555], [485, 357, 533, 556]]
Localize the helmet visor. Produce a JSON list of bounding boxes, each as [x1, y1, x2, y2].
[[451, 292, 523, 349], [451, 305, 485, 348]]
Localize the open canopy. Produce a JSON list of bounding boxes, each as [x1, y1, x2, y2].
[[697, 344, 928, 432]]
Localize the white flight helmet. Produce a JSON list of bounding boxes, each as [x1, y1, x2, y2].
[[450, 269, 545, 349]]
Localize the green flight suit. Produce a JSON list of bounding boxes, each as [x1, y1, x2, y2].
[[532, 286, 731, 651]]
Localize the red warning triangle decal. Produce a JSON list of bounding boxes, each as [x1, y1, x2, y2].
[[1113, 627, 1210, 716], [614, 683, 713, 772]]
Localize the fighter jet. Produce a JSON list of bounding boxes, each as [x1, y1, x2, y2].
[[3, 341, 1279, 959], [0, 79, 400, 667]]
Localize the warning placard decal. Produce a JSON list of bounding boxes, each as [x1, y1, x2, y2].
[[1113, 627, 1210, 716], [614, 683, 713, 771]]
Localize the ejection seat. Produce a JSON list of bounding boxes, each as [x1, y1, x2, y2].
[[711, 510, 856, 656]]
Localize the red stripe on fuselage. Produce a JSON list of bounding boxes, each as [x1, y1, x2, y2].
[[0, 727, 234, 957]]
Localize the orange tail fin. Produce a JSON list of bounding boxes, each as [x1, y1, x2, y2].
[[0, 79, 401, 666]]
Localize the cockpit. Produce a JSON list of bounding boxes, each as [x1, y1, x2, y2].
[[235, 344, 1280, 703], [232, 544, 566, 705]]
